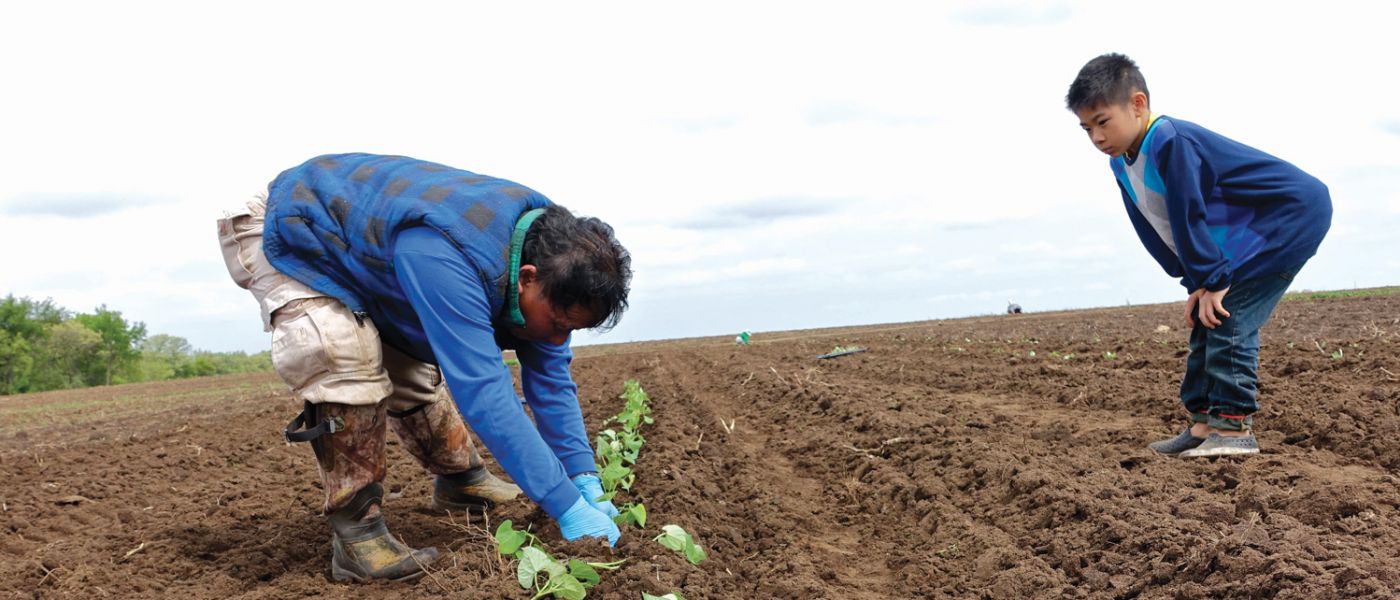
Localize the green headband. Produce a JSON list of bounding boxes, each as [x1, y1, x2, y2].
[[506, 208, 547, 327]]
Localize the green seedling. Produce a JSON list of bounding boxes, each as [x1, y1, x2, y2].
[[613, 502, 648, 528], [654, 524, 706, 565], [517, 546, 586, 600], [643, 594, 687, 600], [497, 520, 624, 598], [616, 379, 655, 430], [595, 431, 637, 498], [494, 519, 540, 557], [1103, 351, 1117, 360], [935, 543, 960, 558], [1332, 349, 1344, 360], [567, 558, 626, 589], [494, 379, 656, 599], [596, 381, 653, 498]]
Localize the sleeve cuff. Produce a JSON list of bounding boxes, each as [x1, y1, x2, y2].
[[562, 453, 600, 480], [538, 474, 586, 520]]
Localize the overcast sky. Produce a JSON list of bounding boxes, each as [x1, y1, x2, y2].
[[2, 1, 1397, 354]]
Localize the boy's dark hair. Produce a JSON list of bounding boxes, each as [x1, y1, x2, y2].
[[1066, 53, 1149, 112], [521, 204, 632, 331]]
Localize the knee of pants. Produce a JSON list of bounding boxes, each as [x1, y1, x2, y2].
[[380, 342, 450, 413], [271, 297, 393, 406]]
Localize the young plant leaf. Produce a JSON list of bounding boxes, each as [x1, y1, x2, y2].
[[567, 559, 600, 589], [495, 519, 528, 556], [550, 575, 587, 600], [532, 572, 587, 600], [612, 502, 647, 528], [683, 541, 707, 565], [653, 524, 706, 565], [601, 462, 631, 486], [642, 593, 686, 600], [517, 546, 557, 589]]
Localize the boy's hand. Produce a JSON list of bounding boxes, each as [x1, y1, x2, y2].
[[1194, 287, 1231, 329], [1184, 289, 1205, 327]]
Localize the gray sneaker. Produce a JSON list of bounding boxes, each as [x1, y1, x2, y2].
[[1178, 432, 1259, 458], [1148, 428, 1206, 456]]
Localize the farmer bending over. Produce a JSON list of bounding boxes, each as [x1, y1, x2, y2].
[[218, 153, 631, 582]]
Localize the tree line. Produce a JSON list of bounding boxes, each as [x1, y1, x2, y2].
[[0, 295, 271, 395]]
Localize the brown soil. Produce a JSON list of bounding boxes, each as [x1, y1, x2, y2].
[[3, 293, 1399, 599]]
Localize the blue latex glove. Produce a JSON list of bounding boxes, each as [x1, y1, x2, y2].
[[558, 497, 620, 546], [571, 473, 620, 518]]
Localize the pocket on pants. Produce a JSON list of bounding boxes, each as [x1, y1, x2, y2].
[[271, 298, 384, 393], [217, 211, 257, 290]]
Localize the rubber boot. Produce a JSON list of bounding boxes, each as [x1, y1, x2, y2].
[[433, 466, 522, 514], [388, 400, 521, 515], [309, 402, 439, 582], [327, 482, 440, 582]]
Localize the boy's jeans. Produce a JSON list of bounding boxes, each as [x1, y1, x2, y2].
[[1179, 264, 1304, 431]]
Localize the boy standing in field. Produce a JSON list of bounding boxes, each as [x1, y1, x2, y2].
[[1066, 54, 1332, 458]]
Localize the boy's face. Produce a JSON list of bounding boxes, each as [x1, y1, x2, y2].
[[512, 265, 596, 346], [1075, 92, 1150, 158]]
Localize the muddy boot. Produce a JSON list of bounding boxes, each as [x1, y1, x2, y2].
[[388, 400, 521, 514], [433, 466, 521, 514], [328, 482, 440, 582], [302, 402, 439, 582]]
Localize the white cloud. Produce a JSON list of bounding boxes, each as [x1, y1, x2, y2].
[[0, 1, 1396, 352], [951, 1, 1074, 26]]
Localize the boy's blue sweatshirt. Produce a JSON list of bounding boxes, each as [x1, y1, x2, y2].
[[1110, 116, 1332, 291], [261, 154, 593, 520]]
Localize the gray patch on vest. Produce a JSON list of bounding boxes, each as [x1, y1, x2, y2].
[[464, 203, 496, 231], [282, 215, 310, 225], [458, 176, 489, 185], [351, 165, 375, 183], [330, 197, 351, 227], [322, 231, 349, 252], [500, 186, 529, 199], [420, 186, 452, 203], [314, 157, 339, 169], [292, 183, 317, 202], [418, 163, 450, 172], [385, 179, 410, 197], [361, 255, 390, 272], [365, 217, 386, 247]]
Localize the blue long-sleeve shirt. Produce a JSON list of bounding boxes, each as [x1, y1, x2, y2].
[[392, 226, 595, 519], [1111, 116, 1332, 291]]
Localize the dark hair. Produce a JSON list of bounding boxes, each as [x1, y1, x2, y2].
[[1066, 53, 1149, 112], [521, 204, 632, 331]]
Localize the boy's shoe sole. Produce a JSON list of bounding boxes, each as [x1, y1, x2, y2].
[[1148, 428, 1205, 456], [1178, 433, 1259, 458]]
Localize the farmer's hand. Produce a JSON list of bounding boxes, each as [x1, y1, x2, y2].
[[1184, 289, 1206, 328], [558, 497, 621, 546], [571, 473, 619, 518], [1195, 287, 1231, 329]]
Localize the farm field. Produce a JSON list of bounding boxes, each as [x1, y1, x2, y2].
[[2, 291, 1399, 599]]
